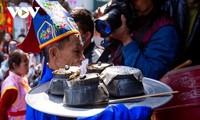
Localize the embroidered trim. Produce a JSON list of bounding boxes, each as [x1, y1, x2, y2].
[[39, 30, 80, 49]]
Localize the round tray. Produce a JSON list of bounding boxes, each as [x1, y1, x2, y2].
[[25, 77, 173, 118]]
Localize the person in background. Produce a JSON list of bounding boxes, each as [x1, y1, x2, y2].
[[58, 0, 71, 12], [15, 34, 42, 86], [163, 0, 200, 66], [17, 0, 84, 119], [18, 28, 26, 38], [0, 40, 36, 85], [0, 40, 19, 81], [0, 52, 4, 67], [70, 7, 104, 74], [2, 32, 13, 54], [0, 49, 30, 120], [63, 1, 71, 12], [97, 0, 179, 80], [70, 7, 103, 64], [17, 28, 26, 43], [0, 40, 19, 92]]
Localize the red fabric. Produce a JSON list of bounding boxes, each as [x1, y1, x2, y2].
[[17, 21, 41, 53], [8, 110, 26, 116], [17, 0, 46, 53], [0, 89, 18, 120], [5, 4, 13, 34], [17, 0, 51, 54]]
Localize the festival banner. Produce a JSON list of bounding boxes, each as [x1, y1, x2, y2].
[[5, 2, 13, 33], [0, 0, 6, 31]]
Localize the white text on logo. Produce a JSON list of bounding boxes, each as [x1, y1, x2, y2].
[[7, 7, 40, 18]]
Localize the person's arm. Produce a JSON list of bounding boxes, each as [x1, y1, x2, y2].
[[0, 89, 18, 120], [122, 26, 179, 79]]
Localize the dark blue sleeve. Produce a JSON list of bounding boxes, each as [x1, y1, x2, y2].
[[122, 26, 179, 79]]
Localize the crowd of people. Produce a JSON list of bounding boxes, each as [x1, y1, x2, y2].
[[0, 0, 199, 120]]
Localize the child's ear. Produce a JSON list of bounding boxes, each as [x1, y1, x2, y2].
[[13, 63, 17, 69]]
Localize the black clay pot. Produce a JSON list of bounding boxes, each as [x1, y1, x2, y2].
[[49, 74, 70, 96], [107, 74, 144, 98], [63, 73, 109, 106], [101, 66, 144, 98], [49, 66, 80, 96]]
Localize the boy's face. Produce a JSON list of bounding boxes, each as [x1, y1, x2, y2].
[[55, 34, 85, 68]]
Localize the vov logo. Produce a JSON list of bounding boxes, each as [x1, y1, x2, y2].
[[7, 7, 40, 18]]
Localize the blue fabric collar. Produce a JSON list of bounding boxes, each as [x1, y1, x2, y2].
[[38, 60, 53, 85]]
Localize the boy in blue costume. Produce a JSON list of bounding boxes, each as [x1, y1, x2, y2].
[[18, 0, 84, 119]]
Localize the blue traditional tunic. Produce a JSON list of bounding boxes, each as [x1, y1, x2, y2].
[[26, 62, 57, 120]]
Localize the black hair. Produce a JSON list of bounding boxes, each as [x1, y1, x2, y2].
[[8, 49, 28, 70], [70, 7, 94, 39]]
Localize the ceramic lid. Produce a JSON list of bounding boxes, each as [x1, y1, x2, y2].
[[101, 66, 143, 85], [87, 62, 112, 70], [52, 66, 81, 75], [67, 73, 100, 87]]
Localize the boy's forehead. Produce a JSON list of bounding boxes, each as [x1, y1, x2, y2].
[[68, 34, 83, 46]]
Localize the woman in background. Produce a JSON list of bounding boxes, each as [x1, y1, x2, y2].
[[2, 32, 13, 54]]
